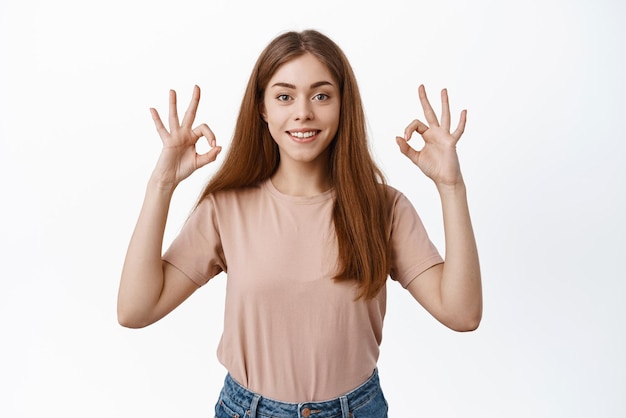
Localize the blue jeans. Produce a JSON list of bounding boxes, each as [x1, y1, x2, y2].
[[214, 369, 388, 418]]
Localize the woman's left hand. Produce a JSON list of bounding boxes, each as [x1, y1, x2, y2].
[[395, 85, 467, 188]]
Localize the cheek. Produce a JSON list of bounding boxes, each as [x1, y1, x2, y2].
[[326, 107, 341, 132], [266, 108, 289, 130], [264, 115, 284, 140]]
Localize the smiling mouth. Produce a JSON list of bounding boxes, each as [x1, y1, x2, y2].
[[288, 130, 320, 142]]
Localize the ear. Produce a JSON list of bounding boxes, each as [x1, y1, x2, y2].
[[259, 103, 267, 122]]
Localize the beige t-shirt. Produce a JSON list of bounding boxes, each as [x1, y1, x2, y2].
[[163, 179, 442, 402]]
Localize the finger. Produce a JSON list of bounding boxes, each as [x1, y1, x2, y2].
[[150, 108, 169, 143], [395, 136, 420, 164], [168, 89, 180, 131], [150, 107, 164, 129], [182, 85, 201, 129], [196, 146, 222, 168], [193, 123, 217, 147], [419, 84, 439, 127], [451, 109, 467, 141], [404, 119, 429, 140], [440, 88, 451, 132]]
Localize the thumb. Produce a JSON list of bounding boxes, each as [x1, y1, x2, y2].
[[395, 136, 420, 162], [196, 146, 222, 168]]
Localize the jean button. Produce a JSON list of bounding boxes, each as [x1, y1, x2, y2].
[[302, 407, 311, 417]]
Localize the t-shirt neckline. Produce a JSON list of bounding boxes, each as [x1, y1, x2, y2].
[[264, 178, 335, 205]]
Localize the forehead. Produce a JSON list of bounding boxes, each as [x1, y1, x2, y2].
[[267, 53, 337, 87]]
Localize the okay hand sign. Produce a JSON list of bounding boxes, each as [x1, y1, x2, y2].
[[150, 85, 221, 191], [395, 85, 466, 188]]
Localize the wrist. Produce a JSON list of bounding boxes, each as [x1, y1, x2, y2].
[[147, 174, 178, 196], [435, 177, 466, 194]]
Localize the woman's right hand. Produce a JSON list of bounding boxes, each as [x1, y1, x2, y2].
[[149, 85, 221, 192]]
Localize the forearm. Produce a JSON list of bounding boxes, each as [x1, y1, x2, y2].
[[117, 177, 175, 326], [437, 181, 482, 329]]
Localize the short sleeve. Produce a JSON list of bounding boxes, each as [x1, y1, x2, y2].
[[162, 196, 226, 286], [388, 189, 443, 288]]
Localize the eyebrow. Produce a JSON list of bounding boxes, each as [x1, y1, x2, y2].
[[270, 81, 334, 89]]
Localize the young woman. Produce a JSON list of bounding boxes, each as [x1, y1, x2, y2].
[[118, 29, 482, 418]]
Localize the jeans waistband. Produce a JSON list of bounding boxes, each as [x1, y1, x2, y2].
[[220, 369, 382, 418]]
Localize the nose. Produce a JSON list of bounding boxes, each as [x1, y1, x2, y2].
[[294, 99, 314, 121]]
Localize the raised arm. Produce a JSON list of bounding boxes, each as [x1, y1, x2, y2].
[[395, 85, 482, 332], [117, 86, 221, 328]]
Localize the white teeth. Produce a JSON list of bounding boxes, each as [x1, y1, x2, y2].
[[290, 131, 317, 139]]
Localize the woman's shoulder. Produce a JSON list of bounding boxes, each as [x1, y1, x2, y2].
[[381, 182, 407, 205], [381, 182, 401, 195], [199, 180, 268, 207]]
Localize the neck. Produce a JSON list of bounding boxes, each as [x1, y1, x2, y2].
[[271, 160, 331, 197]]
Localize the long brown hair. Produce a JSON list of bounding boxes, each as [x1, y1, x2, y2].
[[198, 30, 390, 299]]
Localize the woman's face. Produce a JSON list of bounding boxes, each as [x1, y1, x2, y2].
[[262, 53, 340, 169]]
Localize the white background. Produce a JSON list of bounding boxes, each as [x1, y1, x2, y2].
[[1, 0, 624, 416]]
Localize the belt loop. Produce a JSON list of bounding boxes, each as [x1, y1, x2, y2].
[[339, 395, 350, 418], [249, 394, 261, 418]]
